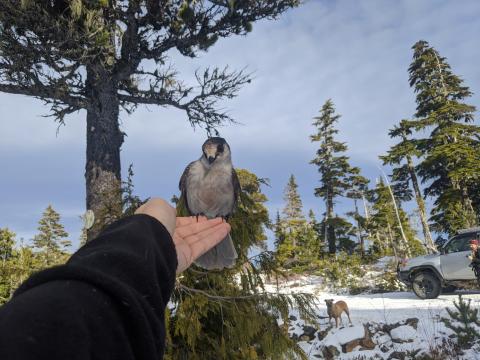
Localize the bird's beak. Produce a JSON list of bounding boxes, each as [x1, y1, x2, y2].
[[204, 145, 217, 164]]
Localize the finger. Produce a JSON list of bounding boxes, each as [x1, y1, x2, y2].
[[187, 224, 231, 260], [180, 222, 229, 246], [176, 217, 224, 238], [176, 216, 210, 226]]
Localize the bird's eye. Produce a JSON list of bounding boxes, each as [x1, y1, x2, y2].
[[217, 144, 224, 153]]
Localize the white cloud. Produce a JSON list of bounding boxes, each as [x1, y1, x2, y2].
[[1, 0, 479, 241]]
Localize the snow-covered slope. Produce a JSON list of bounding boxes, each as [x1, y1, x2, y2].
[[265, 258, 480, 359]]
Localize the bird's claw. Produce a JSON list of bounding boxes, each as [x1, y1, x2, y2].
[[194, 213, 205, 222]]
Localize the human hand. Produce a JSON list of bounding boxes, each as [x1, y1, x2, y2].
[[135, 198, 231, 273], [173, 216, 231, 273], [135, 198, 177, 236]]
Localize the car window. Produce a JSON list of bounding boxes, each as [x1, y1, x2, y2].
[[444, 233, 477, 253]]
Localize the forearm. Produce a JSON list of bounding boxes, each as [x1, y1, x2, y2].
[[0, 214, 178, 360]]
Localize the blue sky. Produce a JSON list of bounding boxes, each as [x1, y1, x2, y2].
[[1, 0, 479, 249]]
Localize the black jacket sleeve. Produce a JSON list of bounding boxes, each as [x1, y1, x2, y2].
[[0, 214, 178, 360]]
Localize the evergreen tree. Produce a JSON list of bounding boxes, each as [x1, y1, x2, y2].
[[441, 295, 480, 349], [307, 209, 323, 256], [0, 228, 16, 302], [1, 235, 41, 305], [0, 1, 298, 239], [0, 228, 15, 263], [273, 210, 285, 249], [33, 205, 71, 266], [282, 174, 304, 222], [408, 40, 480, 235], [367, 179, 424, 257], [277, 175, 308, 265], [381, 119, 436, 252], [345, 174, 370, 256], [310, 99, 360, 254], [168, 168, 316, 359], [122, 164, 147, 217], [328, 216, 356, 254]]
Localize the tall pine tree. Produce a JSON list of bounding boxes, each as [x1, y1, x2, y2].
[[277, 174, 305, 264], [408, 40, 480, 235], [33, 205, 71, 266], [381, 119, 436, 252], [310, 99, 360, 254], [282, 174, 304, 222]]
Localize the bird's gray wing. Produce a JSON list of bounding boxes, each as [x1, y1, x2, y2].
[[179, 161, 196, 214], [232, 168, 241, 210]]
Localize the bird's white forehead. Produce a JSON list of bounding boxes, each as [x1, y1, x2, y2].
[[203, 143, 218, 154]]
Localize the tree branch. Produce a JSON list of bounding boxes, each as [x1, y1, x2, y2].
[[119, 66, 251, 132]]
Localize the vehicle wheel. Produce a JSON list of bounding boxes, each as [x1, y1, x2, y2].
[[412, 272, 441, 299], [442, 285, 457, 294]]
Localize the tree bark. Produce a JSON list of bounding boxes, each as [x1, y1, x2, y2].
[[354, 199, 364, 256], [407, 155, 436, 252], [461, 185, 478, 228], [326, 189, 336, 254], [386, 222, 398, 259], [85, 65, 123, 240], [382, 174, 411, 257]]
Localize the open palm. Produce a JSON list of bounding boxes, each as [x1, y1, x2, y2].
[[173, 216, 231, 273]]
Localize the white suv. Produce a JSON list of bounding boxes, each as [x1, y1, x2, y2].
[[397, 227, 480, 299]]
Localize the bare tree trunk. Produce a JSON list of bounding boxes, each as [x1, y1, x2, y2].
[[85, 65, 123, 240], [386, 222, 398, 259], [354, 199, 364, 256], [382, 173, 411, 257], [407, 155, 436, 252], [326, 189, 336, 254]]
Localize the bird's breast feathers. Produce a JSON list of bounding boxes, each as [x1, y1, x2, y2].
[[186, 161, 235, 217]]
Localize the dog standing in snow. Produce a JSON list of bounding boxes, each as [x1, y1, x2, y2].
[[325, 299, 352, 328]]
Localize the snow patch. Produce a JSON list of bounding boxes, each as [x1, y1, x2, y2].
[[390, 325, 417, 342], [323, 325, 365, 347]]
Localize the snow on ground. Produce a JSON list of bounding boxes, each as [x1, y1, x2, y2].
[[265, 257, 480, 359], [286, 288, 480, 359]]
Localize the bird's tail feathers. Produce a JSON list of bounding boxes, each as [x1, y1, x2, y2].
[[194, 233, 238, 270]]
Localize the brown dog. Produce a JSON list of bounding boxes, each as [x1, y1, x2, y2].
[[325, 299, 352, 328]]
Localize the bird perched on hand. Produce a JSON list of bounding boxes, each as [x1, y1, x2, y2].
[[179, 137, 240, 270]]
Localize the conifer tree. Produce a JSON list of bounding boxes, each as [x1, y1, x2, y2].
[[283, 174, 304, 222], [408, 40, 480, 235], [367, 179, 424, 257], [307, 209, 323, 256], [0, 0, 299, 239], [273, 210, 285, 249], [1, 233, 41, 304], [33, 205, 71, 266], [381, 119, 436, 252], [345, 174, 370, 256], [277, 175, 306, 264], [441, 295, 480, 349], [0, 228, 16, 302], [0, 228, 15, 264], [310, 99, 360, 254], [169, 168, 316, 359]]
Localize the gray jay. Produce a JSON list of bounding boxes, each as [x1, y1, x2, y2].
[[179, 137, 240, 270]]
